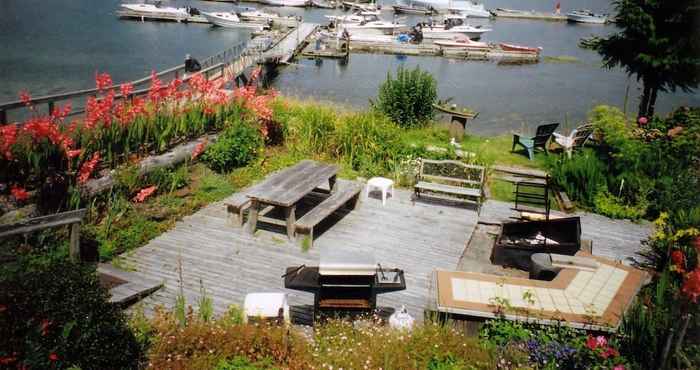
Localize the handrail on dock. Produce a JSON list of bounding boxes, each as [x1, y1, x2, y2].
[[0, 40, 249, 124]]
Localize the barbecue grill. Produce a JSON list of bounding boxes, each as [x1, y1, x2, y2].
[[284, 249, 406, 320]]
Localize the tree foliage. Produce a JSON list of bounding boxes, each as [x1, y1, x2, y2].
[[375, 65, 437, 128], [595, 0, 700, 117]]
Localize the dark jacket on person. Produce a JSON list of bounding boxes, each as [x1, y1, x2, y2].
[[185, 57, 202, 73]]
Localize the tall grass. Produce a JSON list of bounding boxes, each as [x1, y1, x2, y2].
[[547, 149, 608, 207]]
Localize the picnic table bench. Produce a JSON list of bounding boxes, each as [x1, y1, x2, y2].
[[295, 179, 361, 247], [414, 159, 485, 213]]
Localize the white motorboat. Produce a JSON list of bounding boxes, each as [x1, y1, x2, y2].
[[392, 4, 435, 15], [342, 20, 407, 36], [434, 35, 489, 49], [239, 9, 298, 26], [259, 0, 309, 7], [566, 9, 607, 24], [120, 2, 190, 18], [407, 0, 489, 17], [201, 12, 267, 29], [325, 11, 380, 23], [418, 14, 491, 39]]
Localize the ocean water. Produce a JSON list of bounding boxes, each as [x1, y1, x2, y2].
[[1, 0, 697, 134]]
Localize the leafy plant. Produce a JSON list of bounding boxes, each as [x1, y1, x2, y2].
[[547, 149, 608, 207], [594, 189, 647, 220], [0, 258, 143, 369], [333, 111, 402, 176], [375, 65, 437, 128], [202, 122, 263, 173]]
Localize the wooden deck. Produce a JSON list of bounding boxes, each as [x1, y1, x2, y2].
[[119, 187, 478, 319]]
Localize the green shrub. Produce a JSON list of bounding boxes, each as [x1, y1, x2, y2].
[[334, 111, 402, 176], [0, 258, 143, 369], [375, 65, 437, 128], [594, 189, 648, 220], [547, 149, 608, 207], [281, 102, 337, 155], [202, 122, 263, 173]]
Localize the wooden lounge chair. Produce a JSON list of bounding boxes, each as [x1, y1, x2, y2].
[[511, 123, 560, 160], [552, 123, 594, 158]]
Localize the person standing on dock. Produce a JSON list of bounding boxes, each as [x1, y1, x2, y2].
[[184, 54, 202, 75], [554, 2, 561, 15]]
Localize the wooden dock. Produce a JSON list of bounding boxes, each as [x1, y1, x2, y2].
[[117, 187, 479, 320], [265, 23, 319, 63], [490, 9, 568, 21], [344, 40, 541, 62], [116, 10, 209, 23]]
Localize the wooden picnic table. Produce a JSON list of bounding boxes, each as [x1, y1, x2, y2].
[[246, 160, 338, 239]]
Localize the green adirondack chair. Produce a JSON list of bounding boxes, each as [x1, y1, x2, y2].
[[512, 123, 560, 160]]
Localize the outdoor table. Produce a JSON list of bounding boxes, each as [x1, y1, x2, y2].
[[246, 160, 338, 239]]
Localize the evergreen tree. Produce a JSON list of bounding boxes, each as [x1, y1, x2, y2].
[[596, 0, 700, 117]]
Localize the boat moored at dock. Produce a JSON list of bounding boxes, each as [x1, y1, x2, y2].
[[434, 36, 489, 49], [239, 9, 299, 27], [259, 0, 310, 7], [566, 10, 607, 24], [201, 12, 268, 29], [499, 42, 543, 54], [120, 2, 191, 19], [418, 14, 491, 40]]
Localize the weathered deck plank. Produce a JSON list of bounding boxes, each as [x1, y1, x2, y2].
[[120, 186, 476, 319]]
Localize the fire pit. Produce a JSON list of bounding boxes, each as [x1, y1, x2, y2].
[[492, 217, 581, 270], [284, 249, 406, 321]]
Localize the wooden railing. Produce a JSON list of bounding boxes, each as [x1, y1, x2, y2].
[[0, 209, 87, 262], [0, 40, 249, 124]]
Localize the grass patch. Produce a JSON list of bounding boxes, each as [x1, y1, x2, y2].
[[489, 179, 516, 203], [460, 134, 548, 169]]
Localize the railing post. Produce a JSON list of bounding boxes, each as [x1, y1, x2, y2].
[[48, 101, 55, 115], [0, 110, 6, 125], [69, 222, 81, 262]]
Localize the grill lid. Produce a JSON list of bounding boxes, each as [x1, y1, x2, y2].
[[319, 248, 376, 276]]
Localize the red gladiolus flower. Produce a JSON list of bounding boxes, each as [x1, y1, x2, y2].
[[19, 90, 32, 106], [78, 153, 100, 184], [0, 356, 17, 365], [682, 268, 700, 303], [95, 72, 113, 91], [66, 149, 83, 159], [133, 185, 157, 203], [191, 139, 207, 160], [671, 250, 686, 273], [48, 352, 58, 362], [0, 123, 18, 159], [11, 186, 29, 201], [120, 82, 134, 97]]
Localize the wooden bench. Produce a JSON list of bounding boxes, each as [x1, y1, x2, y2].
[[414, 159, 485, 213], [295, 180, 362, 247], [225, 191, 253, 227]]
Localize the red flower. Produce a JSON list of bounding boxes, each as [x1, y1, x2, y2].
[[0, 356, 16, 365], [66, 149, 83, 159], [191, 139, 207, 160], [0, 304, 7, 313], [586, 335, 597, 350], [40, 319, 51, 336], [120, 82, 134, 97], [48, 352, 58, 362], [95, 72, 113, 91], [11, 186, 29, 202], [671, 250, 686, 273], [0, 123, 18, 159], [19, 91, 32, 106], [77, 153, 101, 184], [133, 185, 157, 203], [682, 268, 700, 303], [601, 346, 619, 359]]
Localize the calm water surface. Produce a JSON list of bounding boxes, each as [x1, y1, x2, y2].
[[1, 0, 697, 134]]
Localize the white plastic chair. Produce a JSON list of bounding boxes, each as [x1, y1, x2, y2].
[[366, 177, 394, 206]]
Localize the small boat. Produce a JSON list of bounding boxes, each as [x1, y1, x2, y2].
[[499, 42, 543, 54], [201, 12, 267, 29], [120, 2, 190, 18], [325, 11, 379, 23], [239, 9, 299, 26], [392, 4, 435, 15], [434, 35, 489, 49], [342, 20, 407, 36], [566, 9, 607, 24], [418, 14, 491, 40], [259, 0, 309, 7], [311, 0, 336, 8]]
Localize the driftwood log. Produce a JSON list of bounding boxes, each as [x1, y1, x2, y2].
[[81, 134, 218, 197]]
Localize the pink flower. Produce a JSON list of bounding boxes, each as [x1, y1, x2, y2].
[[133, 185, 158, 203], [613, 365, 625, 370], [95, 72, 113, 91], [120, 82, 134, 97], [191, 139, 207, 160], [637, 116, 648, 126], [595, 335, 608, 348]]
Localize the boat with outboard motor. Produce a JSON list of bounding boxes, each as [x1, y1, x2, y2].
[[201, 11, 267, 29], [566, 9, 607, 24], [434, 35, 489, 49], [418, 14, 491, 40]]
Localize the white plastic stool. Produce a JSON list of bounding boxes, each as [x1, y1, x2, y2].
[[366, 177, 394, 206]]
